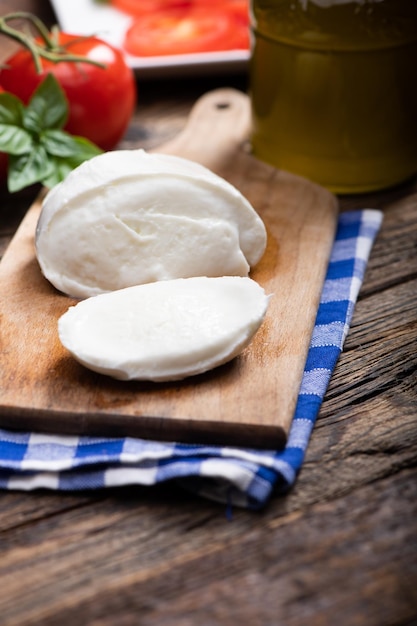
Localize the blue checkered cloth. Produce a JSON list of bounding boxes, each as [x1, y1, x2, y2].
[[0, 210, 382, 509]]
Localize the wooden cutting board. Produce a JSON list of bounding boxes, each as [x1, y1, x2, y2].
[[0, 89, 338, 448]]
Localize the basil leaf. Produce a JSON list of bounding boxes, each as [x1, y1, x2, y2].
[[40, 129, 83, 157], [23, 73, 68, 133], [0, 93, 33, 154], [8, 144, 55, 192], [0, 125, 33, 155], [41, 155, 73, 189], [0, 92, 25, 126], [2, 74, 103, 193], [64, 135, 103, 164], [42, 137, 102, 188], [41, 129, 102, 159]]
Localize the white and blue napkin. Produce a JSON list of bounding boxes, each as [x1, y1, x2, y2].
[[0, 209, 383, 509]]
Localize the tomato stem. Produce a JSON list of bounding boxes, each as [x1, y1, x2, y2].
[[0, 12, 106, 73]]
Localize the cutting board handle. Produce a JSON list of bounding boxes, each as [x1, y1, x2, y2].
[[157, 88, 252, 169]]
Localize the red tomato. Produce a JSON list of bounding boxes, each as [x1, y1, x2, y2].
[[124, 7, 249, 57], [0, 33, 136, 151]]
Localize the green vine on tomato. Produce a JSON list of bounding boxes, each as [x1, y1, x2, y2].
[[0, 12, 107, 73], [0, 12, 136, 193]]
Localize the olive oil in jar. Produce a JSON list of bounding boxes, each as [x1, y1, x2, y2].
[[250, 0, 417, 193]]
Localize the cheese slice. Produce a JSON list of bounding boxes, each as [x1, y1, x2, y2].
[[58, 276, 270, 382], [36, 150, 267, 299]]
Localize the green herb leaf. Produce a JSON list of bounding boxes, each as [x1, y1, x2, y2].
[[41, 156, 73, 189], [40, 129, 99, 158], [8, 144, 55, 192], [0, 125, 33, 155], [62, 135, 103, 164], [41, 136, 102, 188], [0, 92, 24, 125], [1, 74, 103, 193], [0, 92, 33, 154], [23, 73, 68, 133]]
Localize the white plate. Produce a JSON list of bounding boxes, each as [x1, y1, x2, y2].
[[49, 0, 250, 77]]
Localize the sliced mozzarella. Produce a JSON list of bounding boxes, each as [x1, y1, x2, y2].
[[36, 149, 267, 299], [58, 276, 269, 382]]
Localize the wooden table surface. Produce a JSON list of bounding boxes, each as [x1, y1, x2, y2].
[[1, 2, 416, 625]]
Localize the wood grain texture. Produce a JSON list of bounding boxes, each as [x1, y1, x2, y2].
[[0, 89, 338, 447], [0, 469, 415, 626], [0, 2, 416, 624]]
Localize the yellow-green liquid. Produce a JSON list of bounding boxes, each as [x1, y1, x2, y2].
[[250, 0, 417, 193]]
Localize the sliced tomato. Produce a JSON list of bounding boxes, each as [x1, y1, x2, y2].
[[124, 7, 249, 57], [112, 0, 191, 16], [225, 0, 250, 24], [113, 0, 248, 13]]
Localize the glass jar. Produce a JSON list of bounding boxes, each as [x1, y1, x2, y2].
[[249, 0, 417, 193]]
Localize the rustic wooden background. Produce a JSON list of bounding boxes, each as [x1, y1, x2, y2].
[[0, 1, 416, 625]]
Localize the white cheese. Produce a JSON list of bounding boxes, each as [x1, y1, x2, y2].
[[58, 276, 270, 381], [36, 149, 267, 299]]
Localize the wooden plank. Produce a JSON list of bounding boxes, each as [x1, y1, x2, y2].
[[0, 89, 338, 447], [0, 469, 415, 625]]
